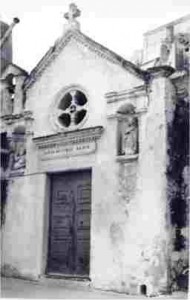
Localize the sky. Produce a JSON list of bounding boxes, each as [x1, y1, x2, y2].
[[1, 0, 190, 72]]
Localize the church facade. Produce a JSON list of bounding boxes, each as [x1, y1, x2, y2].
[[1, 5, 189, 296]]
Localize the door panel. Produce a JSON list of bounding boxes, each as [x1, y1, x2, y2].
[[47, 170, 91, 276]]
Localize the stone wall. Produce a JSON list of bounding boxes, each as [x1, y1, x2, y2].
[[166, 74, 189, 291], [1, 66, 173, 297], [90, 69, 172, 296], [1, 174, 46, 280]]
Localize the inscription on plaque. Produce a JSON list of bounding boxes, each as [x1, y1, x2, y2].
[[39, 141, 96, 161]]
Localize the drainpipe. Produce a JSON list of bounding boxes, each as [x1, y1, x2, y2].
[[0, 17, 20, 49]]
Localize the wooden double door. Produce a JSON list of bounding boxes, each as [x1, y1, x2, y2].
[[47, 170, 91, 277]]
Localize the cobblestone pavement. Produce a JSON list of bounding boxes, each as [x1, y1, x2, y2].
[[1, 277, 188, 299]]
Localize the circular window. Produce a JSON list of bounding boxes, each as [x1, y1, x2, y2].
[[54, 89, 88, 130]]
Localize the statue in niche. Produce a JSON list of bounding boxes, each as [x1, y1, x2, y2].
[[155, 26, 174, 67], [121, 116, 138, 155], [0, 80, 13, 116], [160, 41, 171, 64], [154, 39, 172, 66], [9, 136, 26, 171]]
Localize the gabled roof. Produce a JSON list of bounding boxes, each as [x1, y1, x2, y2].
[[1, 63, 28, 80], [24, 29, 145, 90]]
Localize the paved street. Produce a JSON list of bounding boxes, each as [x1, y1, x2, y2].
[[1, 277, 188, 299]]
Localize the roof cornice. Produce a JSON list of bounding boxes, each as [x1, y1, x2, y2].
[[33, 125, 104, 146], [1, 63, 28, 80], [144, 14, 190, 37], [24, 30, 145, 90]]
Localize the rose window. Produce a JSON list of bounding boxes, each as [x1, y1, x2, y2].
[[56, 90, 88, 129]]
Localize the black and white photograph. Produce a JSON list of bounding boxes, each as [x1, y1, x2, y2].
[[0, 0, 189, 299]]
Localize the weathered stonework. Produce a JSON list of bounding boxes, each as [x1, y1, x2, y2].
[[1, 7, 189, 297], [166, 71, 189, 292]]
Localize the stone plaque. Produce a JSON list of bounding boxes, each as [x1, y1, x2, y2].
[[33, 126, 103, 161], [39, 141, 96, 161]]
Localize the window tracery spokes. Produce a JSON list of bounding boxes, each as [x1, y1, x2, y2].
[[56, 90, 88, 129]]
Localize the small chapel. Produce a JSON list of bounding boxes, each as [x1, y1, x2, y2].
[[0, 4, 189, 296]]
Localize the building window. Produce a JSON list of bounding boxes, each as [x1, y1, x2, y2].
[[56, 89, 88, 130]]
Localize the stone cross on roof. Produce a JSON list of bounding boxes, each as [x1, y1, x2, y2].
[[64, 3, 81, 24]]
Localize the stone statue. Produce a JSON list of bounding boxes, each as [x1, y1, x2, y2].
[[9, 137, 26, 171], [122, 116, 138, 155], [12, 142, 26, 170], [155, 26, 174, 67], [160, 41, 171, 64], [0, 80, 13, 116]]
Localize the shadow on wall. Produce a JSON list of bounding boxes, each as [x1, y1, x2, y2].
[[167, 96, 189, 292], [0, 132, 9, 227]]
